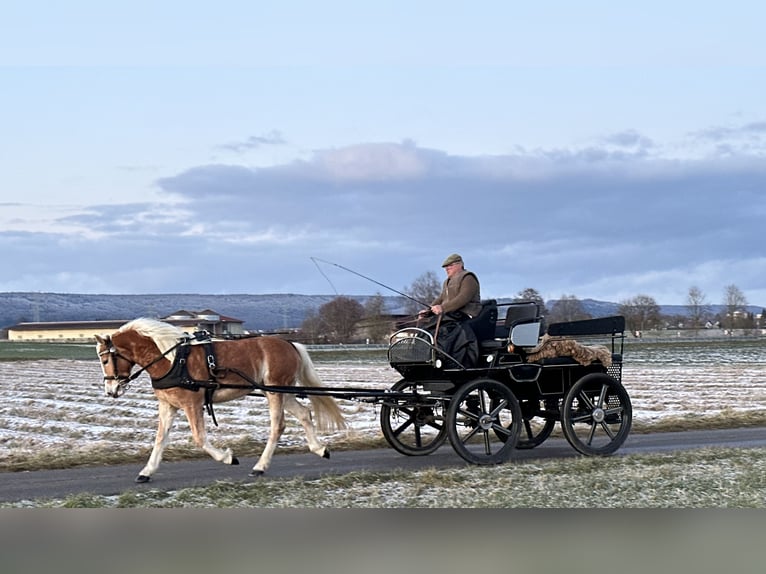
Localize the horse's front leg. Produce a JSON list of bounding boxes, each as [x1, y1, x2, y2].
[[250, 393, 286, 476], [185, 397, 239, 467], [136, 399, 178, 483]]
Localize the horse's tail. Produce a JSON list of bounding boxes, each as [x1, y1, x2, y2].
[[292, 342, 347, 432]]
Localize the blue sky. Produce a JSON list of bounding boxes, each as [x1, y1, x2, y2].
[[1, 1, 765, 307]]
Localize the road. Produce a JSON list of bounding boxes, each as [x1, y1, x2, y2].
[[2, 427, 765, 503]]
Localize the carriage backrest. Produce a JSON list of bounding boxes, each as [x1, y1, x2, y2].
[[503, 302, 540, 327], [466, 299, 498, 341], [494, 302, 541, 339], [546, 315, 626, 337]]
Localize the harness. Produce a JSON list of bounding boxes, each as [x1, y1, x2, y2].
[[151, 336, 216, 390], [149, 336, 225, 424], [101, 331, 250, 426]]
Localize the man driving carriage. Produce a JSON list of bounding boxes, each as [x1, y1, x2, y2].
[[418, 253, 481, 367]]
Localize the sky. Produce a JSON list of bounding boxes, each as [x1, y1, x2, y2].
[[1, 1, 765, 307]]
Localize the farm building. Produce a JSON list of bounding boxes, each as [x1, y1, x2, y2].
[[6, 309, 245, 342]]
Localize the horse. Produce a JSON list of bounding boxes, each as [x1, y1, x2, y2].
[[95, 318, 346, 482]]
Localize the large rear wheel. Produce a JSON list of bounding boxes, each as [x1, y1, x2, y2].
[[561, 373, 632, 455], [380, 379, 448, 456], [446, 378, 521, 465]]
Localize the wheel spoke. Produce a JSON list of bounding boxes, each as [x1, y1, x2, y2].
[[458, 406, 479, 425], [492, 421, 513, 440], [522, 418, 534, 440], [577, 391, 596, 410], [413, 423, 423, 446], [585, 421, 598, 445], [479, 390, 490, 413], [462, 423, 481, 442], [483, 429, 493, 454], [569, 410, 592, 423], [392, 415, 415, 438], [488, 398, 508, 419], [599, 421, 616, 440], [596, 384, 608, 409]]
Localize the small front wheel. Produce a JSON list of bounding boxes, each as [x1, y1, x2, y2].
[[380, 379, 448, 456], [561, 373, 632, 456], [446, 378, 521, 465]]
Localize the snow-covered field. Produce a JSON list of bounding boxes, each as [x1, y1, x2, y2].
[[1, 340, 765, 464]]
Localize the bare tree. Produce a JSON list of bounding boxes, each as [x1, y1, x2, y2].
[[618, 294, 661, 335], [514, 287, 549, 316], [299, 310, 324, 344], [722, 284, 748, 331], [547, 294, 591, 324], [362, 293, 391, 343], [308, 296, 365, 343], [403, 271, 441, 315], [686, 285, 710, 332]]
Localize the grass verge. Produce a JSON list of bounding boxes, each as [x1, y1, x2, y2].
[[8, 446, 765, 508]]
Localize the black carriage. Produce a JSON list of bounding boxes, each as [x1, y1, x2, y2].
[[381, 300, 632, 465]]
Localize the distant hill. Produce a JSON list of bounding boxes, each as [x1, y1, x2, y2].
[[0, 292, 409, 332], [1, 292, 762, 332], [549, 298, 764, 322]]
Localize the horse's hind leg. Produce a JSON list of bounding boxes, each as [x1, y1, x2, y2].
[[250, 393, 286, 476], [283, 395, 330, 459], [137, 400, 178, 483]]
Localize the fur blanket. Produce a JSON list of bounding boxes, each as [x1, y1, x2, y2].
[[523, 334, 612, 367]]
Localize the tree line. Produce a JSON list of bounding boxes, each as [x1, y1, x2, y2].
[[298, 271, 762, 343], [519, 284, 762, 336]]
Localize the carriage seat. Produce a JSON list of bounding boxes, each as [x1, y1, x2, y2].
[[465, 299, 498, 342], [478, 302, 545, 356]]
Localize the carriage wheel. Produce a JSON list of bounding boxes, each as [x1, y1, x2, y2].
[[446, 378, 521, 465], [561, 373, 632, 456], [515, 398, 559, 449], [380, 379, 448, 456]]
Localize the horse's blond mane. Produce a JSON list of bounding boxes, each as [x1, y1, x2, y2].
[[119, 318, 187, 361]]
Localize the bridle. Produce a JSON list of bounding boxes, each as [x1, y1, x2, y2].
[[98, 335, 185, 396]]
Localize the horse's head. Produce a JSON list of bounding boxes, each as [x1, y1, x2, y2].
[[95, 334, 136, 398]]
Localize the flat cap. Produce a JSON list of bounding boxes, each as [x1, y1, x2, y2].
[[441, 253, 463, 267]]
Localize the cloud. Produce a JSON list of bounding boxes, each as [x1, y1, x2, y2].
[[217, 131, 287, 153], [2, 136, 765, 304], [692, 121, 766, 143], [601, 129, 656, 154], [685, 121, 766, 157]]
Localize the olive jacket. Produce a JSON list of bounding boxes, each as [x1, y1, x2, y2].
[[431, 269, 482, 318]]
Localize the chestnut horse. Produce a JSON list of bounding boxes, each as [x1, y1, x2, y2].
[[95, 318, 346, 482]]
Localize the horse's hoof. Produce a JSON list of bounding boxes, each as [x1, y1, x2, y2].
[[323, 449, 331, 459], [135, 474, 151, 483], [248, 469, 264, 477], [231, 457, 240, 466]]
